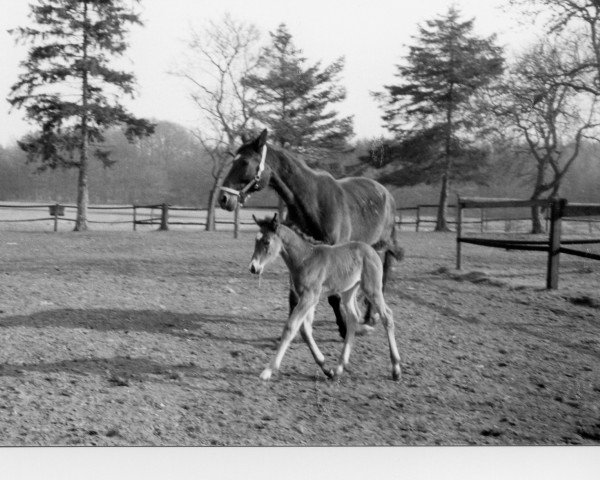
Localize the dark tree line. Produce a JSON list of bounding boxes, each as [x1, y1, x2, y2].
[[0, 122, 211, 205]]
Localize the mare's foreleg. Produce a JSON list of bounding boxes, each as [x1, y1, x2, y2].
[[260, 291, 319, 381], [327, 295, 347, 339], [288, 277, 299, 314]]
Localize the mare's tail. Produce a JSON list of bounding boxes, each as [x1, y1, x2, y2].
[[382, 223, 404, 289]]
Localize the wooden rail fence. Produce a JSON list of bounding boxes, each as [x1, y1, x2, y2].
[[1, 200, 599, 242], [456, 197, 600, 289]]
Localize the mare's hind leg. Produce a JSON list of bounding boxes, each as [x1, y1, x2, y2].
[[261, 291, 319, 381], [300, 307, 334, 379], [327, 295, 347, 339], [333, 285, 360, 379]]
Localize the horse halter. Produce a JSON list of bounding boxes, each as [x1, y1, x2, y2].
[[220, 145, 268, 204]]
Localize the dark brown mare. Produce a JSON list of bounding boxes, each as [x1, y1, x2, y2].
[[219, 129, 403, 337]]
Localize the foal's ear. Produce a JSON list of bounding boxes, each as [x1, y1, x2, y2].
[[271, 212, 279, 229], [255, 129, 268, 150], [241, 133, 249, 144], [252, 214, 260, 225]]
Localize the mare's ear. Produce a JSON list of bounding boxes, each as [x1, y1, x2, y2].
[[271, 212, 279, 230], [255, 129, 268, 151], [241, 133, 249, 144], [252, 214, 260, 225]]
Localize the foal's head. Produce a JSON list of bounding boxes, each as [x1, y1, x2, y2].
[[249, 213, 282, 275], [219, 129, 273, 211]]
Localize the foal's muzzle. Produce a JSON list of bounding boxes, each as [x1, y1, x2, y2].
[[249, 260, 263, 275]]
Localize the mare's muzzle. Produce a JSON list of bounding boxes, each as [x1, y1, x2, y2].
[[219, 190, 239, 211]]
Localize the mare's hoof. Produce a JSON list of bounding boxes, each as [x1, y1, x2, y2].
[[259, 369, 272, 381], [392, 368, 401, 381], [324, 368, 335, 379]]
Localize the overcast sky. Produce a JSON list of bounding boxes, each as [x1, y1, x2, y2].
[[0, 0, 536, 147]]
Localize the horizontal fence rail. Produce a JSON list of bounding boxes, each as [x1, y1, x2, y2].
[[1, 199, 599, 239], [456, 197, 600, 289]]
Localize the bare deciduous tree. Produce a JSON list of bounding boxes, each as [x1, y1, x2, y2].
[[173, 14, 259, 230], [482, 35, 600, 232], [508, 0, 600, 93]]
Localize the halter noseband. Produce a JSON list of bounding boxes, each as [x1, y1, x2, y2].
[[220, 145, 268, 204]]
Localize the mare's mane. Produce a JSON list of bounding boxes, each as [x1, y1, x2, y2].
[[281, 222, 324, 246], [269, 145, 337, 181]]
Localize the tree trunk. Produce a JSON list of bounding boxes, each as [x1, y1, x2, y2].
[[206, 182, 219, 231], [436, 80, 454, 233], [530, 161, 547, 234], [206, 164, 227, 231], [75, 149, 89, 231], [435, 172, 450, 231], [530, 202, 544, 234], [75, 0, 89, 232]]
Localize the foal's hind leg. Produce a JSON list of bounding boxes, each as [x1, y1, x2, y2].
[[333, 285, 360, 379], [371, 292, 401, 381]]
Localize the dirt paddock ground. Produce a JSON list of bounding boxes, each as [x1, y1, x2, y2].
[[0, 229, 598, 445]]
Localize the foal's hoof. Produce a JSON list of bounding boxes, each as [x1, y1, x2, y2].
[[259, 369, 273, 381], [392, 367, 401, 381], [324, 368, 335, 379], [356, 324, 375, 336], [332, 365, 345, 380]]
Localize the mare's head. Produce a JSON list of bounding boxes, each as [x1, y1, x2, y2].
[[249, 213, 282, 275], [219, 129, 273, 211]]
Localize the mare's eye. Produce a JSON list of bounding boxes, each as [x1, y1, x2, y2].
[[264, 239, 271, 246]]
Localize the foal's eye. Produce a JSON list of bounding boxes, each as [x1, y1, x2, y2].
[[264, 239, 271, 246]]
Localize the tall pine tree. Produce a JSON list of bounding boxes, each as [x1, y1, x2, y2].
[[375, 7, 503, 230], [8, 0, 154, 230], [243, 24, 353, 151]]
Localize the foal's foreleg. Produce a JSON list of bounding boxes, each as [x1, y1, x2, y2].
[[372, 293, 401, 381], [300, 308, 334, 379], [260, 292, 319, 381]]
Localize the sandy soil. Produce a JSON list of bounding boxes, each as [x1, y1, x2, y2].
[[0, 229, 598, 445]]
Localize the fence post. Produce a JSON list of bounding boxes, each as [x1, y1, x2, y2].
[[53, 203, 59, 232], [416, 206, 421, 232], [133, 205, 137, 231], [278, 198, 286, 222], [160, 203, 169, 231], [456, 198, 463, 270], [234, 203, 240, 239], [397, 209, 402, 232], [546, 198, 565, 290], [480, 208, 485, 233]]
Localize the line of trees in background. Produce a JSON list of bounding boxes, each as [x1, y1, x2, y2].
[[5, 1, 600, 233], [2, 118, 600, 208]]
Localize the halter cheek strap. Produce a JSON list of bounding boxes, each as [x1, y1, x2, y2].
[[220, 145, 268, 203]]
